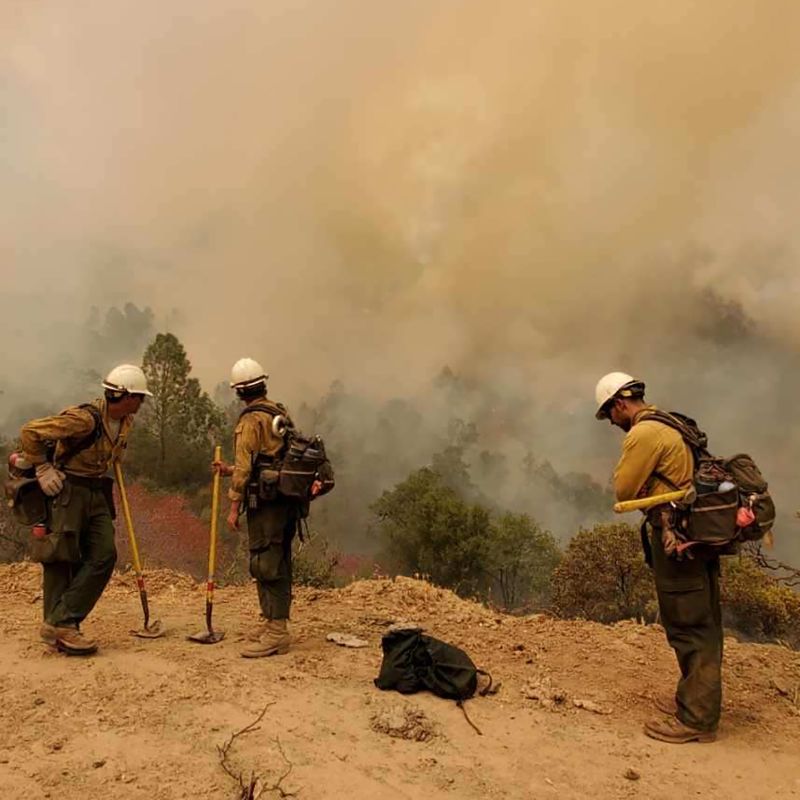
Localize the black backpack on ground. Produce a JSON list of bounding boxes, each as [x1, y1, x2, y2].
[[374, 627, 491, 702], [640, 409, 776, 546]]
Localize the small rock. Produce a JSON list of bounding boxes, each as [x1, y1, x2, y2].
[[624, 768, 641, 781], [33, 698, 45, 706], [512, 643, 525, 652], [770, 679, 791, 697], [326, 632, 369, 648], [573, 699, 612, 715], [92, 759, 106, 769], [371, 704, 437, 742]]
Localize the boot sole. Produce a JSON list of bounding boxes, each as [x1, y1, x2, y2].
[[644, 726, 717, 744], [55, 640, 98, 656], [240, 645, 290, 658]]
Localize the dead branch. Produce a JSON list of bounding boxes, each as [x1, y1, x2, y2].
[[260, 737, 296, 799], [218, 701, 274, 797], [217, 702, 297, 799], [743, 543, 800, 588]]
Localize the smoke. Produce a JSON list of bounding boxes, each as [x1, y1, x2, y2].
[[3, 1, 800, 554]]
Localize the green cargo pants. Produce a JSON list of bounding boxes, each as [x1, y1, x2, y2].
[[42, 478, 117, 627], [246, 497, 298, 620], [650, 525, 723, 732]]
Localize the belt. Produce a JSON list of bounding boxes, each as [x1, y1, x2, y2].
[[64, 473, 111, 490]]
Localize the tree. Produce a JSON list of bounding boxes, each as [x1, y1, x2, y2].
[[551, 523, 656, 623], [127, 333, 227, 489], [486, 513, 561, 611], [372, 467, 492, 597], [372, 467, 561, 610], [87, 302, 155, 367]]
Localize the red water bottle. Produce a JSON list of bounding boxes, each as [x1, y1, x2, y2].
[[32, 524, 47, 540]]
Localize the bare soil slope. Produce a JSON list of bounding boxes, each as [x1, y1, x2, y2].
[[0, 562, 798, 800]]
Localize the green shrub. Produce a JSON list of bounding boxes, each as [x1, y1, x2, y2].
[[551, 523, 656, 623], [293, 532, 339, 589], [722, 554, 800, 646]]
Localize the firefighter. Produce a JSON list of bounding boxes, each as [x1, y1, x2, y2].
[[20, 364, 151, 654], [213, 358, 303, 657], [596, 372, 722, 743]]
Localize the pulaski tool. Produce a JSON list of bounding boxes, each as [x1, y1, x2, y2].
[[613, 489, 691, 514], [114, 461, 165, 638], [188, 445, 225, 644]]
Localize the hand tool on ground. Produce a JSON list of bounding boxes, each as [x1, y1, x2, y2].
[[114, 461, 165, 638], [188, 445, 225, 644], [613, 489, 691, 514]]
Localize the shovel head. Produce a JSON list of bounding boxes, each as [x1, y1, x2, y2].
[[131, 619, 165, 639], [187, 628, 225, 644]]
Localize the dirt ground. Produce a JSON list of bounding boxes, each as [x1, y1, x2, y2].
[[0, 562, 798, 800]]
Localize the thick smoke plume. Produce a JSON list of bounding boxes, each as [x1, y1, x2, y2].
[[3, 1, 800, 554]]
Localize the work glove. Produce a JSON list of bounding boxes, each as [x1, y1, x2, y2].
[[35, 463, 65, 497], [658, 508, 681, 557], [661, 526, 680, 557]]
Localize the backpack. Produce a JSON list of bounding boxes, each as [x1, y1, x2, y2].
[[374, 627, 491, 702], [240, 402, 335, 504], [4, 404, 104, 526], [640, 410, 776, 546]]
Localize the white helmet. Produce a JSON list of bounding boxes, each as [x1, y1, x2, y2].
[[230, 357, 268, 390], [102, 364, 153, 397], [594, 372, 645, 419]]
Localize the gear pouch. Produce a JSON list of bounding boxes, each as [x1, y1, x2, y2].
[[257, 468, 281, 502], [29, 530, 81, 564], [4, 477, 47, 526], [31, 483, 82, 563]]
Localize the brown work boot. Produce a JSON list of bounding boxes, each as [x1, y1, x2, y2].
[[40, 622, 58, 646], [653, 693, 678, 716], [53, 625, 98, 655], [241, 619, 290, 658], [644, 715, 716, 744], [246, 620, 268, 642]]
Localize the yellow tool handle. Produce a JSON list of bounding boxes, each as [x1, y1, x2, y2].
[[114, 461, 143, 574], [207, 445, 221, 588], [614, 489, 690, 514]]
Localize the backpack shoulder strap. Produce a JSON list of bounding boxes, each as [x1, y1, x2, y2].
[[55, 403, 104, 466], [638, 409, 710, 494], [638, 409, 710, 459], [238, 400, 288, 421]]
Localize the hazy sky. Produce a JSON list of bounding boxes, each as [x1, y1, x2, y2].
[[3, 1, 800, 549]]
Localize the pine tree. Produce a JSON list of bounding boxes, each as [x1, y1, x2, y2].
[[127, 333, 227, 488]]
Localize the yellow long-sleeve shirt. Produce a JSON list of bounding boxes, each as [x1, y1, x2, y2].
[[229, 399, 289, 502], [20, 398, 134, 478], [613, 405, 693, 502]]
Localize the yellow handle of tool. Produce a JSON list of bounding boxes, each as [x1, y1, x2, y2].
[[114, 461, 143, 575], [207, 445, 221, 593], [613, 489, 690, 514]]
